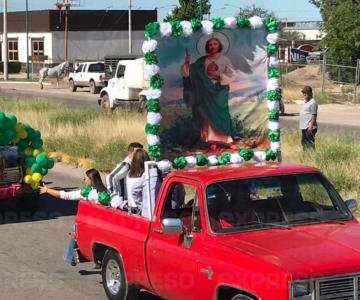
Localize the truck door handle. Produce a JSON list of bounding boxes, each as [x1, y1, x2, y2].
[[153, 229, 163, 234]]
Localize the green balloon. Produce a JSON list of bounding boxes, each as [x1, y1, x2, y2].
[[33, 130, 41, 140], [46, 159, 55, 169], [26, 127, 35, 140], [5, 129, 16, 140], [0, 116, 11, 129], [31, 163, 42, 173], [0, 112, 5, 120], [31, 139, 43, 149], [25, 156, 36, 167], [18, 139, 29, 150], [36, 153, 48, 167], [7, 114, 17, 127], [41, 168, 48, 176], [0, 134, 7, 145]]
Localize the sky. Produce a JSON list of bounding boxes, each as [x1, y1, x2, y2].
[[2, 0, 321, 21]]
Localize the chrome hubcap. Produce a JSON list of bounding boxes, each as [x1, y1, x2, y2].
[[106, 259, 121, 295]]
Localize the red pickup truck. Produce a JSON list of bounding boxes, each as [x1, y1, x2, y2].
[[73, 163, 360, 300]]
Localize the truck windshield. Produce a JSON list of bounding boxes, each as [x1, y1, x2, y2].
[[206, 173, 351, 233]]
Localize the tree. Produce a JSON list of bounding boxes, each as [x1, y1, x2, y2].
[[309, 0, 360, 66], [237, 4, 277, 20], [164, 0, 211, 21]]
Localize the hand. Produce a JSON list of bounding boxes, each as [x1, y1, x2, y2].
[[39, 183, 48, 194], [307, 127, 313, 133], [184, 48, 190, 65], [207, 70, 220, 81]]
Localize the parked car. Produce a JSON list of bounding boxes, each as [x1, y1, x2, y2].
[[98, 58, 148, 112], [0, 146, 39, 212], [68, 61, 107, 94], [71, 162, 359, 300]]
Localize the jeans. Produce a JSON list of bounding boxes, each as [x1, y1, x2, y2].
[[63, 224, 77, 266], [301, 128, 317, 150]]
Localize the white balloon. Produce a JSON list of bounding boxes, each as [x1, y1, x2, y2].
[[180, 20, 193, 37], [268, 121, 280, 131], [266, 32, 279, 44], [147, 112, 162, 125], [110, 195, 123, 209], [267, 100, 280, 111], [208, 155, 218, 166], [142, 39, 158, 53], [147, 134, 160, 146], [249, 16, 263, 29], [267, 78, 280, 90], [185, 156, 197, 168], [223, 16, 237, 29], [157, 160, 172, 173], [268, 56, 279, 68], [201, 20, 214, 35], [144, 64, 160, 77], [230, 153, 244, 164], [146, 88, 162, 99], [160, 22, 172, 37], [253, 151, 267, 162], [271, 141, 281, 151]]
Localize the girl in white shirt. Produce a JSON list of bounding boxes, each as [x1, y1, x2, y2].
[[40, 168, 110, 205]]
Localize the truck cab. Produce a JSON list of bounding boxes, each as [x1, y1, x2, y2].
[[68, 61, 107, 94], [73, 163, 360, 300], [98, 58, 148, 112]]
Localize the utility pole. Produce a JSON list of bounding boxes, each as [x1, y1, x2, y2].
[[56, 0, 71, 62], [3, 0, 8, 81], [199, 0, 203, 20], [128, 0, 132, 54], [26, 0, 29, 79], [321, 49, 327, 95]]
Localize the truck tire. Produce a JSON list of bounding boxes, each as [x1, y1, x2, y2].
[[16, 187, 39, 213], [101, 250, 139, 300], [100, 94, 113, 114], [69, 79, 77, 92], [279, 100, 285, 116], [90, 80, 97, 94]]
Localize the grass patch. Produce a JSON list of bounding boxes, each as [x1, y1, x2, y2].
[[282, 129, 360, 209]]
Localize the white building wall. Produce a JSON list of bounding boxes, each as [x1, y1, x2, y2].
[[52, 30, 145, 63], [1, 32, 53, 63]]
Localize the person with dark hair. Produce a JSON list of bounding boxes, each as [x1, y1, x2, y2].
[[106, 142, 143, 200], [181, 37, 236, 146], [299, 86, 318, 149], [125, 148, 161, 217], [40, 168, 110, 268], [40, 168, 109, 204]]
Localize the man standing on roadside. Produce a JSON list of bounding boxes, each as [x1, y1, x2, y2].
[[106, 142, 143, 199], [299, 86, 318, 149]]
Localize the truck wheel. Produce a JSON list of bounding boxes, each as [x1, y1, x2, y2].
[[90, 80, 97, 94], [279, 100, 285, 116], [16, 187, 39, 213], [102, 250, 139, 300], [69, 79, 77, 92], [100, 94, 113, 114]]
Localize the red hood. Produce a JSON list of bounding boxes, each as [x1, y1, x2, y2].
[[217, 220, 360, 279]]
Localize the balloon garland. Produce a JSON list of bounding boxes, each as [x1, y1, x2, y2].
[[143, 16, 282, 172], [0, 111, 54, 189]]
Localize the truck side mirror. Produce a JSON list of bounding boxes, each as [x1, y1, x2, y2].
[[161, 218, 183, 234], [345, 199, 358, 213]]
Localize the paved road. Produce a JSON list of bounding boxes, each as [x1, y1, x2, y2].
[[0, 165, 159, 300]]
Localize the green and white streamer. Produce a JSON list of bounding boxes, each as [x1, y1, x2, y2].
[[142, 16, 282, 172]]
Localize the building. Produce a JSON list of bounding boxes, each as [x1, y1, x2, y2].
[[0, 9, 157, 67], [278, 21, 323, 63]]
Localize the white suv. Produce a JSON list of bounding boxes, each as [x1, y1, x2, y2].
[[69, 61, 107, 94]]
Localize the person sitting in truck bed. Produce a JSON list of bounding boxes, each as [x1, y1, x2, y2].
[[125, 148, 161, 217], [40, 168, 110, 204]]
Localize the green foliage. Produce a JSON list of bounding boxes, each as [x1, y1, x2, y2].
[[164, 0, 211, 21], [309, 0, 360, 66], [237, 4, 276, 19], [48, 109, 102, 126]]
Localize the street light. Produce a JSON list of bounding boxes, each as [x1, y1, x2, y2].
[[209, 7, 226, 19], [26, 0, 29, 79], [224, 3, 241, 13]]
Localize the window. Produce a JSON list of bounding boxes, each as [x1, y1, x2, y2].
[[116, 65, 126, 78], [8, 39, 18, 61], [88, 63, 105, 73], [31, 39, 44, 57], [162, 182, 201, 232], [75, 64, 84, 73]]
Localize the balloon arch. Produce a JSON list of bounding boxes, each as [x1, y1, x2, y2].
[[0, 111, 54, 189]]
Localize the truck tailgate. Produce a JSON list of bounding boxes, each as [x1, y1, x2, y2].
[[75, 200, 152, 288]]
